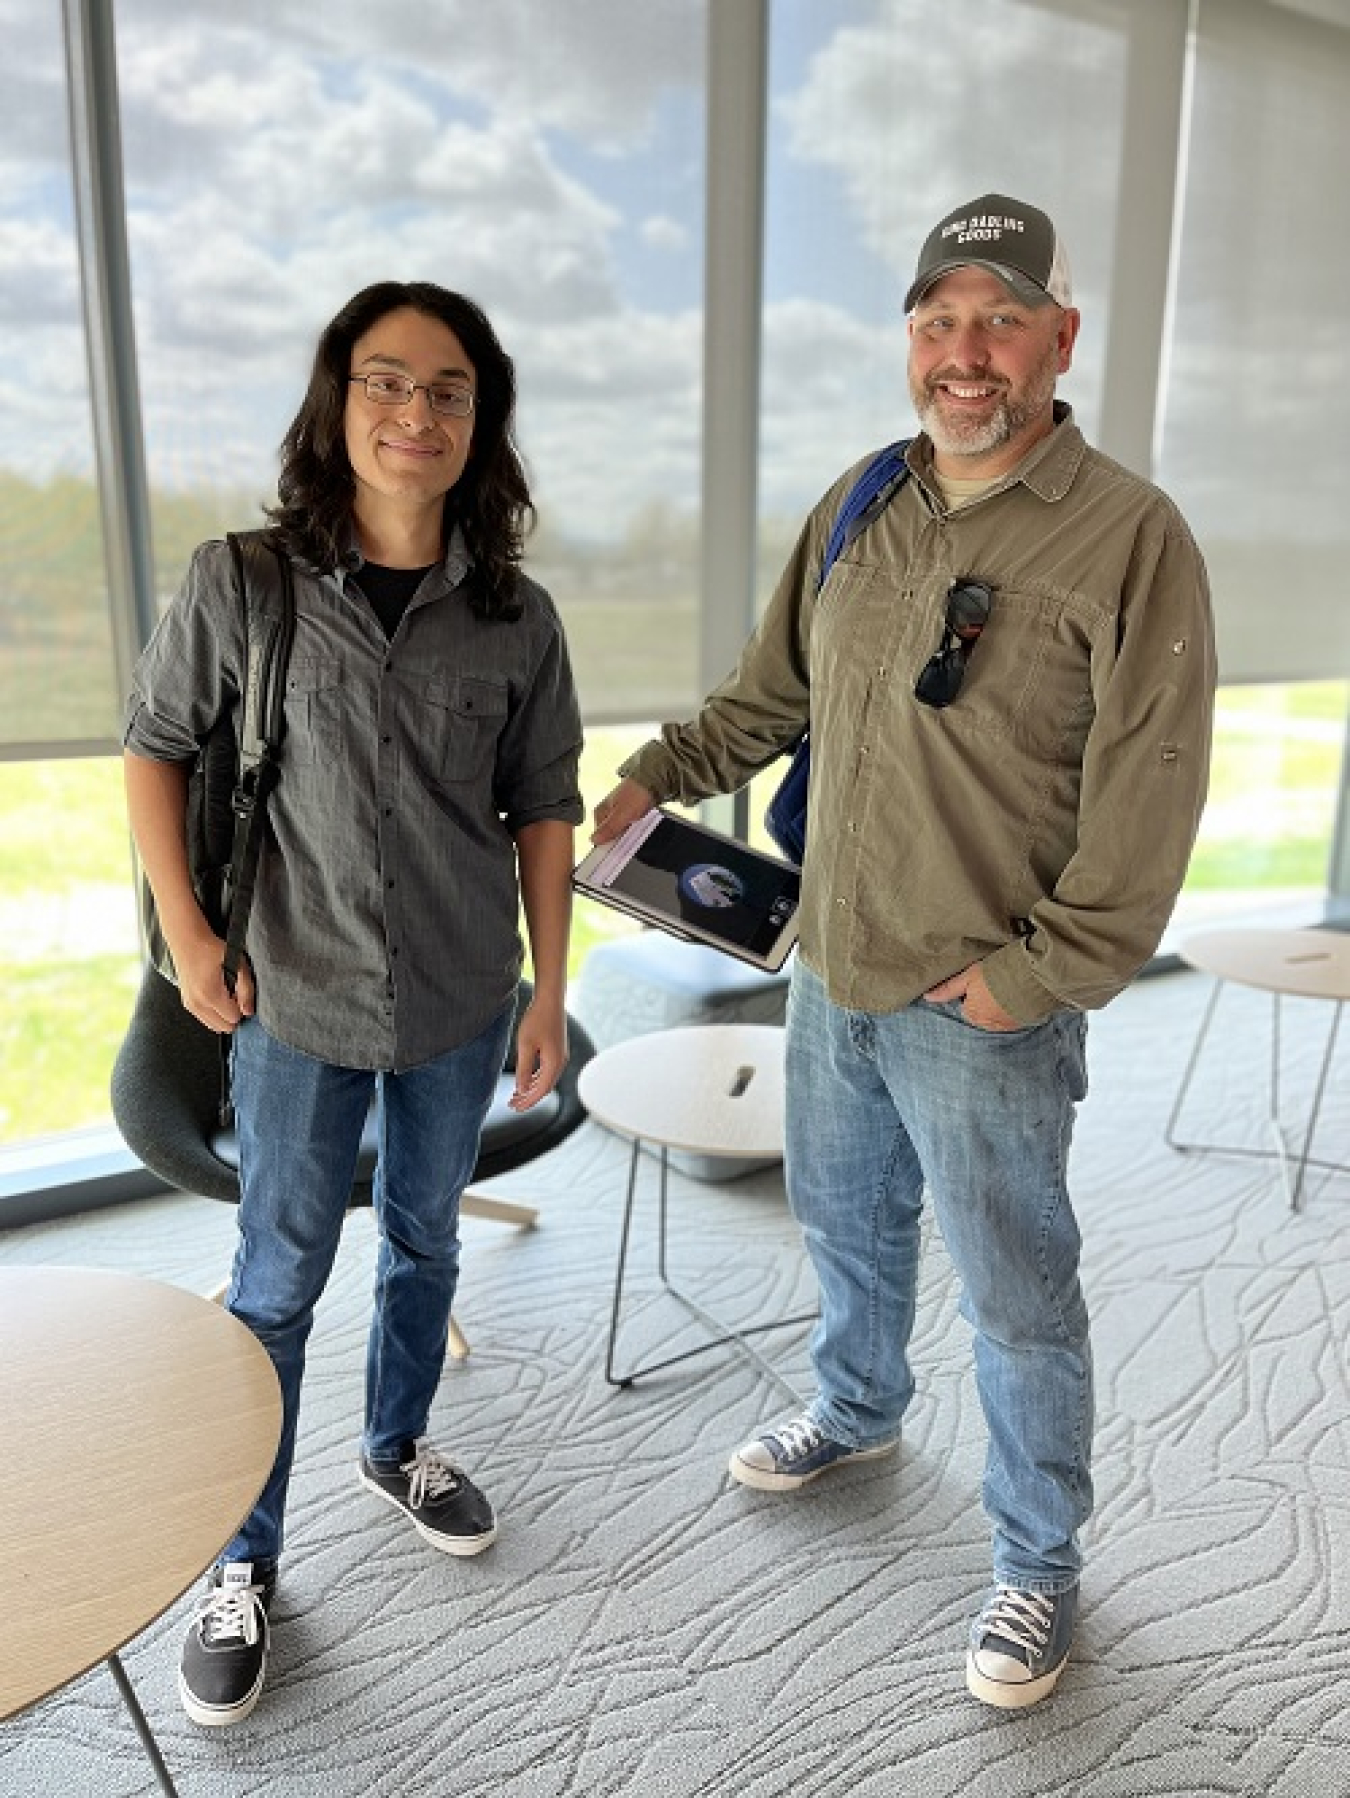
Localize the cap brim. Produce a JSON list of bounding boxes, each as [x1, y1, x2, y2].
[[904, 259, 1054, 314]]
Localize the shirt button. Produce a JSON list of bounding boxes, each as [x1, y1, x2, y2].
[[1172, 639, 1187, 655], [386, 878, 396, 889], [836, 897, 848, 908], [847, 822, 858, 834], [858, 745, 870, 757], [381, 734, 392, 745]]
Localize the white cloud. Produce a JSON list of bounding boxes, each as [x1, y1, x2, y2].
[[757, 297, 910, 515], [640, 214, 688, 253], [3, 5, 702, 509], [118, 0, 703, 151], [777, 0, 1125, 310]]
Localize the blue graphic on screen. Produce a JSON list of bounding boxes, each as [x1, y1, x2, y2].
[[607, 817, 799, 957]]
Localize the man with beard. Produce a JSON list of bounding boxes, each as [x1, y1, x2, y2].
[[591, 195, 1214, 1708]]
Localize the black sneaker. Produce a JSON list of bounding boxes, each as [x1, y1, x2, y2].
[[966, 1583, 1077, 1709], [359, 1436, 497, 1556], [178, 1561, 274, 1727], [728, 1411, 899, 1492]]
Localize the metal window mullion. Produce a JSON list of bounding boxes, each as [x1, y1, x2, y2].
[[1324, 690, 1350, 926], [700, 0, 768, 839], [63, 0, 157, 702], [1095, 0, 1193, 479]]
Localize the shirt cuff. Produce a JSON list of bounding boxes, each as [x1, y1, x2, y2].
[[504, 798, 585, 833], [979, 942, 1065, 1026], [617, 743, 684, 803]]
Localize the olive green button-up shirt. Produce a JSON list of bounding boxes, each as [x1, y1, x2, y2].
[[622, 409, 1215, 1024]]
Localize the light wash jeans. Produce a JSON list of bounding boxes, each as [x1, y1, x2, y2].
[[221, 1005, 512, 1569], [787, 960, 1092, 1593]]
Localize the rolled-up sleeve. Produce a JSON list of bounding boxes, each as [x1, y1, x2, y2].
[[495, 597, 585, 832], [123, 540, 242, 761], [981, 511, 1216, 1021]]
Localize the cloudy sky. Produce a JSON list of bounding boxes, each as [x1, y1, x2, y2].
[[3, 0, 1348, 557], [1, 0, 1116, 537]]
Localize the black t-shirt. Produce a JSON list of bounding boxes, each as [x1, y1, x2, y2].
[[354, 562, 434, 639]]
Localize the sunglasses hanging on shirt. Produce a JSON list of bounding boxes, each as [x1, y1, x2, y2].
[[914, 578, 994, 709]]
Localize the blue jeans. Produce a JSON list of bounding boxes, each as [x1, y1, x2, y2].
[[221, 1005, 512, 1568], [786, 961, 1092, 1593]]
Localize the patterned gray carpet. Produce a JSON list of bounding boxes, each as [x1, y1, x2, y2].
[[2, 967, 1348, 1798]]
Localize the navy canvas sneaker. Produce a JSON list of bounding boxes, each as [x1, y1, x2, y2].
[[178, 1561, 275, 1727], [966, 1583, 1078, 1708], [728, 1412, 898, 1492], [359, 1436, 497, 1555]]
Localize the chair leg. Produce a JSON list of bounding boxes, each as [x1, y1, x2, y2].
[[460, 1189, 539, 1229], [444, 1189, 536, 1361], [213, 1253, 473, 1358]]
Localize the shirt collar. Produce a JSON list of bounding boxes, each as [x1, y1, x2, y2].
[[910, 401, 1085, 506], [338, 519, 473, 588]]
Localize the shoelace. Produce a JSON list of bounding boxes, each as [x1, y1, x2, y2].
[[196, 1582, 263, 1648], [976, 1586, 1055, 1659], [772, 1415, 827, 1461], [403, 1440, 463, 1509]]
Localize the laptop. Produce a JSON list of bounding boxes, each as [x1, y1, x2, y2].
[[573, 808, 801, 973]]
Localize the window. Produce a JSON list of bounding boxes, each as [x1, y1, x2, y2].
[[758, 0, 1129, 604], [113, 0, 709, 721], [0, 0, 120, 754]]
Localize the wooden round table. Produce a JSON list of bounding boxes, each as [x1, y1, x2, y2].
[[579, 1023, 813, 1394], [0, 1267, 282, 1789]]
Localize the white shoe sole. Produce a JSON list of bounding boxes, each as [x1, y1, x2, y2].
[[360, 1469, 498, 1556], [728, 1436, 898, 1493], [178, 1665, 266, 1728], [965, 1648, 1069, 1709]]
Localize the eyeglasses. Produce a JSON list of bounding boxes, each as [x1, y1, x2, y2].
[[913, 579, 993, 709], [348, 373, 476, 417]]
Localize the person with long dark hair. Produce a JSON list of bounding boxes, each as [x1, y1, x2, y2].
[[125, 281, 582, 1727]]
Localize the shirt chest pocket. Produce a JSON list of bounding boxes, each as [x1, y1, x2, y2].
[[931, 590, 1097, 759], [284, 656, 343, 764], [425, 674, 510, 782]]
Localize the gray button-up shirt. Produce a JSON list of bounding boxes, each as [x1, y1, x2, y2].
[[125, 530, 584, 1070]]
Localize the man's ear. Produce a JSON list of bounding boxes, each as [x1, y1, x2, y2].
[[1056, 306, 1082, 374]]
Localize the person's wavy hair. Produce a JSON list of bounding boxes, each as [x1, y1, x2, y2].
[[267, 281, 533, 620]]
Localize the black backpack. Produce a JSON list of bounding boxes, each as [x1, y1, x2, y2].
[[139, 530, 297, 995]]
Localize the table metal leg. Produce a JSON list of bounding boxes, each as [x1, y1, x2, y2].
[[1166, 979, 1348, 1207], [1287, 999, 1343, 1212], [106, 1652, 179, 1797], [1164, 976, 1223, 1152], [605, 1138, 815, 1399]]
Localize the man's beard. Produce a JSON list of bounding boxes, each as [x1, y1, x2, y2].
[[910, 343, 1059, 460]]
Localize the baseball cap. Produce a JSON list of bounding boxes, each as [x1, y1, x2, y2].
[[904, 193, 1073, 313]]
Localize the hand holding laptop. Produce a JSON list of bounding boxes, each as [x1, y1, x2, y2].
[[576, 795, 801, 973], [592, 778, 655, 844]]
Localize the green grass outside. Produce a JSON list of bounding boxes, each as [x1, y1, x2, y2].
[[0, 731, 653, 1145], [2, 690, 1347, 1147]]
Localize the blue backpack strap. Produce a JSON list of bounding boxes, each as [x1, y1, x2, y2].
[[765, 439, 914, 864], [817, 438, 912, 589]]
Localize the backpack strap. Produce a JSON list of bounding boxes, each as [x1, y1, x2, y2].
[[221, 531, 297, 995], [818, 438, 912, 588], [763, 440, 914, 865]]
